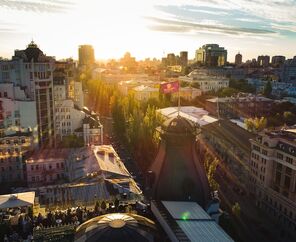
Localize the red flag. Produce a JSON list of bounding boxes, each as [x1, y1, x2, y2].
[[160, 81, 179, 94]]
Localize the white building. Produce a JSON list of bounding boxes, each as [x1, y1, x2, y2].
[[179, 69, 229, 93], [0, 41, 55, 147], [157, 106, 218, 127]]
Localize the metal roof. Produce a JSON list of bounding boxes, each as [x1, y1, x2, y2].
[[162, 201, 210, 220], [161, 201, 234, 242], [177, 220, 234, 242]]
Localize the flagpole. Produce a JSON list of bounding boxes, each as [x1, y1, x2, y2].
[[178, 80, 181, 117]]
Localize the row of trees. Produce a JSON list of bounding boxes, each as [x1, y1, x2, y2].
[[111, 93, 167, 170], [85, 79, 171, 170]]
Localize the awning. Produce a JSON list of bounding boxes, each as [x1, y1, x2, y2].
[[0, 192, 35, 209]]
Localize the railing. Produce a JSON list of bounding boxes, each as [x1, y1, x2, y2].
[[33, 223, 75, 242]]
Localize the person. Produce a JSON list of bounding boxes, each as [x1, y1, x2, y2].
[[4, 234, 8, 242]]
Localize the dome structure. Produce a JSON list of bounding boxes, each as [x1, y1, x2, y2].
[[75, 213, 156, 242], [24, 41, 44, 62]]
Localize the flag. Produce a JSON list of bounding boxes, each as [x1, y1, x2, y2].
[[160, 80, 179, 94]]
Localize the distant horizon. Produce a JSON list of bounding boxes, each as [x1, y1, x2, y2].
[[1, 41, 295, 63], [1, 1, 296, 62]]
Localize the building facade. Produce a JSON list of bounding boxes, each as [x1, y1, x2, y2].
[[78, 45, 95, 68], [205, 94, 273, 119], [26, 149, 69, 187], [281, 56, 296, 83], [249, 129, 296, 234], [0, 41, 55, 148], [257, 55, 270, 67], [235, 53, 242, 65], [195, 44, 227, 67], [272, 56, 286, 67]]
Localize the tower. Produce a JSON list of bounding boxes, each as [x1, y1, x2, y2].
[[78, 45, 95, 68], [148, 116, 210, 208], [235, 52, 242, 65]]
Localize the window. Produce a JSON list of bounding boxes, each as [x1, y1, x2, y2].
[[286, 157, 293, 164], [286, 167, 292, 175], [275, 171, 281, 185], [284, 176, 291, 189], [277, 153, 284, 160], [262, 149, 267, 155], [253, 145, 260, 152], [276, 163, 282, 171], [31, 165, 34, 171]]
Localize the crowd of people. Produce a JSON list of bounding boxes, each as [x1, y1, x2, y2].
[[0, 200, 144, 241]]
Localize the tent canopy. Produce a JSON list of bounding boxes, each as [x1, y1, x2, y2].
[[0, 192, 35, 209]]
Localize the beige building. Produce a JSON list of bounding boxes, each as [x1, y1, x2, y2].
[[132, 85, 159, 101], [249, 129, 296, 233], [172, 86, 202, 100], [179, 69, 229, 93]]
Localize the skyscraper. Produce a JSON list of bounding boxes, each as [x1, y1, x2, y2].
[[78, 45, 95, 68], [257, 55, 270, 67], [235, 52, 242, 65], [195, 44, 227, 67], [180, 51, 188, 67], [271, 55, 286, 67]]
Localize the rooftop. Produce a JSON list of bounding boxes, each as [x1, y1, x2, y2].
[[94, 145, 131, 178], [152, 201, 233, 242], [207, 95, 272, 103], [133, 85, 158, 92], [157, 106, 218, 127], [0, 192, 35, 209], [26, 149, 72, 163]]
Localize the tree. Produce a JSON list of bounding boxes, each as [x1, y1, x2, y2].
[[218, 87, 238, 97], [100, 201, 106, 210], [232, 202, 241, 217], [204, 152, 219, 191], [263, 80, 272, 97], [244, 117, 267, 133], [283, 111, 296, 125], [61, 135, 84, 148]]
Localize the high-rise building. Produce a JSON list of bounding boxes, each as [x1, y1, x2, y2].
[[195, 44, 227, 67], [257, 55, 270, 67], [272, 55, 286, 67], [166, 53, 176, 66], [281, 56, 296, 83], [235, 52, 242, 65], [180, 51, 188, 67], [78, 45, 95, 68], [249, 129, 296, 234], [0, 41, 55, 148]]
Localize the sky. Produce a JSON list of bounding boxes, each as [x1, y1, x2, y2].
[[0, 0, 296, 62]]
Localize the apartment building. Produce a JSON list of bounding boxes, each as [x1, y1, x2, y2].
[[249, 129, 296, 233]]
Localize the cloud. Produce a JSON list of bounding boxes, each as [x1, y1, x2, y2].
[[147, 17, 276, 36], [0, 0, 74, 13]]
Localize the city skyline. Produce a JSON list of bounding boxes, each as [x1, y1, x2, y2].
[[0, 0, 296, 61]]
